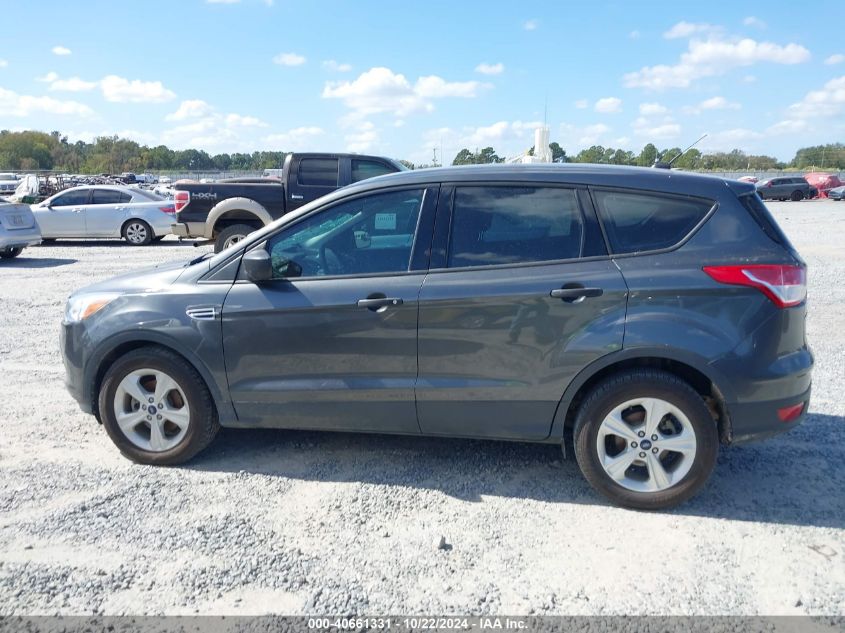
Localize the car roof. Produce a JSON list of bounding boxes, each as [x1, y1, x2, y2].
[[59, 184, 139, 193], [333, 163, 756, 200]]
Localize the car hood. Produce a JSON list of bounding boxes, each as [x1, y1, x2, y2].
[[72, 257, 197, 296]]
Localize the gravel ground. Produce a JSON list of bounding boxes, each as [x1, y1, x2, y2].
[[0, 200, 843, 616]]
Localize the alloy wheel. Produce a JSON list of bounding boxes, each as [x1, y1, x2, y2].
[[125, 222, 149, 244]]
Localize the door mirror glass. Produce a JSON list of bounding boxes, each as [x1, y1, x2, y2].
[[242, 248, 274, 282]]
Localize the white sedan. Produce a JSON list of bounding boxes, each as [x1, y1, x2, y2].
[[32, 185, 175, 245]]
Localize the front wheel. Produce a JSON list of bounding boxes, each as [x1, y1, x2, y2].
[[122, 219, 153, 245], [98, 347, 220, 465], [214, 224, 256, 253], [0, 247, 22, 259], [573, 369, 718, 510]]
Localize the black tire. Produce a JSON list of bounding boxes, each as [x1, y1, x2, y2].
[[98, 347, 220, 465], [790, 190, 804, 202], [214, 223, 256, 253], [122, 219, 153, 245], [152, 235, 165, 243], [41, 238, 57, 243], [0, 247, 22, 259], [573, 369, 718, 510]]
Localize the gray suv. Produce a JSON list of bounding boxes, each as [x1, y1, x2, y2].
[[61, 165, 812, 510], [756, 176, 817, 201]]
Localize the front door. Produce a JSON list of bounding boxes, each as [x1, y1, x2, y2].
[[416, 184, 628, 440], [222, 186, 437, 433], [36, 189, 91, 237]]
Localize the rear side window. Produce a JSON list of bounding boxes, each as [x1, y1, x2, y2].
[[592, 190, 713, 254], [91, 189, 130, 204], [351, 159, 395, 183], [298, 158, 338, 187], [739, 193, 795, 251], [448, 186, 583, 268]]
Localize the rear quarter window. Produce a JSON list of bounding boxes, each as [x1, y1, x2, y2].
[[592, 189, 714, 254]]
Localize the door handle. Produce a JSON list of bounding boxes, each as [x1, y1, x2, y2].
[[550, 287, 603, 301], [71, 207, 83, 213], [357, 297, 404, 310], [290, 194, 304, 200]]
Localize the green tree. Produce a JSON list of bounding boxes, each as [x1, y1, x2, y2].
[[637, 143, 658, 167], [452, 148, 476, 165]]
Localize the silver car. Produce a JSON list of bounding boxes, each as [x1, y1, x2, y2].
[[32, 185, 175, 245], [0, 201, 41, 259]]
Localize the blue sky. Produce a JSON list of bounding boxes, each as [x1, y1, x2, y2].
[[1, 0, 842, 164]]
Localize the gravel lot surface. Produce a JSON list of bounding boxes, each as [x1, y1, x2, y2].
[[0, 200, 843, 616]]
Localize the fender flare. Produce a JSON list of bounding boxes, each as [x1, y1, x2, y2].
[[548, 347, 736, 441], [205, 197, 273, 239]]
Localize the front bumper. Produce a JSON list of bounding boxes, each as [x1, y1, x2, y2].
[[60, 320, 91, 413]]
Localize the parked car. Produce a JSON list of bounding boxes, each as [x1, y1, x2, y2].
[[756, 177, 817, 201], [0, 172, 20, 197], [32, 185, 175, 245], [828, 185, 845, 201], [60, 164, 812, 510], [172, 152, 404, 252], [0, 200, 41, 258]]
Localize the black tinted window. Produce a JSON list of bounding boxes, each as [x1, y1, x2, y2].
[[593, 190, 713, 254], [52, 190, 89, 206], [91, 189, 126, 205], [298, 158, 338, 187], [351, 160, 395, 183], [448, 186, 582, 268], [267, 189, 424, 278]]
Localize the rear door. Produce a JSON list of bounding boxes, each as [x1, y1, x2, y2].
[[35, 189, 91, 237], [286, 156, 339, 210], [84, 189, 132, 236], [415, 183, 628, 440]]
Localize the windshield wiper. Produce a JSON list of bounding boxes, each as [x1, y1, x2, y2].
[[189, 252, 213, 265]]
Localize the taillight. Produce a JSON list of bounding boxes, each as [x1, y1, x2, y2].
[[703, 264, 806, 308], [159, 205, 175, 215], [174, 190, 189, 213]]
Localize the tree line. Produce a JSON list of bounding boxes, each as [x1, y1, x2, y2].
[[448, 142, 845, 171], [1, 129, 843, 173]]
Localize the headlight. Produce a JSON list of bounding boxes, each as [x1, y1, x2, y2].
[[64, 293, 121, 323]]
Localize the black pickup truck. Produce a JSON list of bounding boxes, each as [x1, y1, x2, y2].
[[172, 152, 405, 251]]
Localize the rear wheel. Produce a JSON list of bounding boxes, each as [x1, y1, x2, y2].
[[573, 369, 718, 510], [215, 223, 256, 253], [99, 347, 220, 465], [122, 219, 153, 245], [0, 247, 22, 259], [790, 190, 804, 202]]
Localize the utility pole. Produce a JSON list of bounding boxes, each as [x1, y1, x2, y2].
[[432, 147, 438, 167]]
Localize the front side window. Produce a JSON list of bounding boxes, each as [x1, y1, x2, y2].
[[448, 186, 583, 268], [298, 158, 339, 187], [351, 160, 395, 183], [51, 190, 90, 206], [267, 189, 424, 278], [593, 189, 713, 254]]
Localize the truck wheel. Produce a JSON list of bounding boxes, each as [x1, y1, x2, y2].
[[215, 224, 255, 253]]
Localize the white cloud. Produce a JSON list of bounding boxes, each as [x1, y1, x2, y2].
[[523, 19, 538, 31], [0, 60, 7, 68], [684, 95, 741, 114], [639, 102, 668, 115], [744, 74, 757, 83], [704, 128, 763, 148], [594, 97, 622, 113], [36, 71, 59, 83], [784, 75, 845, 119], [322, 59, 352, 72], [49, 77, 98, 92], [166, 99, 213, 121], [345, 121, 379, 153], [743, 16, 766, 29], [625, 36, 811, 90], [633, 115, 681, 140], [273, 52, 306, 66], [0, 87, 93, 117], [767, 119, 809, 135], [475, 62, 504, 75], [101, 75, 176, 103], [825, 54, 845, 66], [663, 22, 718, 39], [264, 126, 326, 149], [574, 99, 588, 109], [323, 67, 489, 118], [629, 30, 640, 40], [558, 122, 612, 147], [52, 46, 72, 56], [225, 113, 268, 127]]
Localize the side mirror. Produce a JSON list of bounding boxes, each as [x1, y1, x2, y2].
[[241, 248, 273, 282]]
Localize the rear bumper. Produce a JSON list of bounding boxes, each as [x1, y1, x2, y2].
[[171, 221, 206, 238], [0, 229, 41, 250], [726, 384, 811, 444]]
